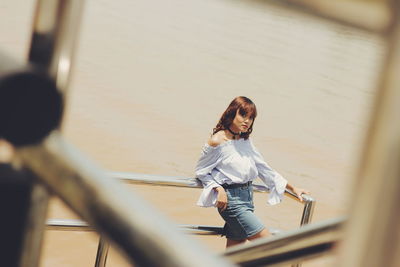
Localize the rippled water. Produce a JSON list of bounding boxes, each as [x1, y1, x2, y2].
[[1, 0, 385, 266]]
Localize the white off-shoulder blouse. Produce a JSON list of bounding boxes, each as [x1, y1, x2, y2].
[[195, 138, 288, 207]]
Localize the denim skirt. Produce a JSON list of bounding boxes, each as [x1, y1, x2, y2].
[[218, 183, 265, 240]]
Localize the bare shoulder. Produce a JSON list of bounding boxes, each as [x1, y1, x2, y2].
[[207, 131, 227, 147]]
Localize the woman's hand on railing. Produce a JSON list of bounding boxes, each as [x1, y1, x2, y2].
[[292, 187, 310, 202], [286, 183, 310, 202]]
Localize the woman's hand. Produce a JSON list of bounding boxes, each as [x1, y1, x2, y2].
[[286, 183, 310, 202], [215, 186, 228, 211], [292, 187, 310, 202]]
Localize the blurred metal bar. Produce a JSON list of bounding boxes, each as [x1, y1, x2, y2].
[[46, 218, 91, 232], [94, 237, 109, 267], [224, 217, 344, 267], [0, 53, 55, 267], [264, 0, 390, 34], [19, 183, 49, 267], [46, 218, 226, 235], [0, 164, 33, 267], [46, 219, 283, 236], [179, 225, 225, 235], [29, 0, 85, 92], [15, 133, 233, 267], [338, 1, 400, 267], [18, 0, 84, 265]]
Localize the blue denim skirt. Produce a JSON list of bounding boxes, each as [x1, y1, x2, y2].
[[218, 183, 265, 240]]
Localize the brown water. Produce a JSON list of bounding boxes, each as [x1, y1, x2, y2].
[[1, 0, 385, 266]]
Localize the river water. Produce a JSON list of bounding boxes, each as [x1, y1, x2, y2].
[[1, 0, 385, 266]]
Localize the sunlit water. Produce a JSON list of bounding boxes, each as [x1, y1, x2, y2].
[[1, 0, 385, 266]]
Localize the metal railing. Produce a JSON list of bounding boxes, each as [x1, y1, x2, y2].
[[45, 217, 344, 267], [46, 213, 329, 267], [110, 171, 316, 227], [44, 171, 315, 267]]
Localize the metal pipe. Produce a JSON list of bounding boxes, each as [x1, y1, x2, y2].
[[46, 218, 92, 232], [224, 217, 344, 266], [299, 200, 315, 226], [15, 0, 83, 264], [0, 164, 34, 267], [94, 237, 109, 267], [15, 133, 233, 267], [28, 0, 85, 92], [19, 183, 50, 267], [292, 198, 315, 267]]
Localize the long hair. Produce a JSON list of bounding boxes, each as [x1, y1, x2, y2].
[[213, 96, 257, 140]]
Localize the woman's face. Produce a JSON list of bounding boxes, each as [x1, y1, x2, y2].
[[231, 109, 253, 133]]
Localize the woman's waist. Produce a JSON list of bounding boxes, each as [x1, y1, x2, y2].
[[221, 181, 252, 189]]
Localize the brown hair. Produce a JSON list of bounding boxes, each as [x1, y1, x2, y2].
[[213, 96, 257, 140]]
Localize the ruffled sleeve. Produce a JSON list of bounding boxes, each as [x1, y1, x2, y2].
[[250, 139, 288, 205], [195, 144, 223, 207]]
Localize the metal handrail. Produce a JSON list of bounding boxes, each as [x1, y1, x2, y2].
[[110, 171, 316, 226]]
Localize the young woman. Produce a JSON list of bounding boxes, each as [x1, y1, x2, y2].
[[195, 96, 309, 248]]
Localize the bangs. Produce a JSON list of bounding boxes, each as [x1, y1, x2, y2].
[[238, 103, 257, 119], [214, 96, 257, 139]]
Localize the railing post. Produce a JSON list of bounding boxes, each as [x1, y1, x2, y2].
[[0, 48, 60, 267], [29, 0, 85, 92], [94, 237, 110, 267], [18, 182, 50, 267], [291, 195, 315, 267], [0, 163, 35, 267]]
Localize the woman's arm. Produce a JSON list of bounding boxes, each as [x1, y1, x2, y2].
[[195, 146, 221, 188], [196, 133, 227, 188], [195, 135, 225, 207]]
